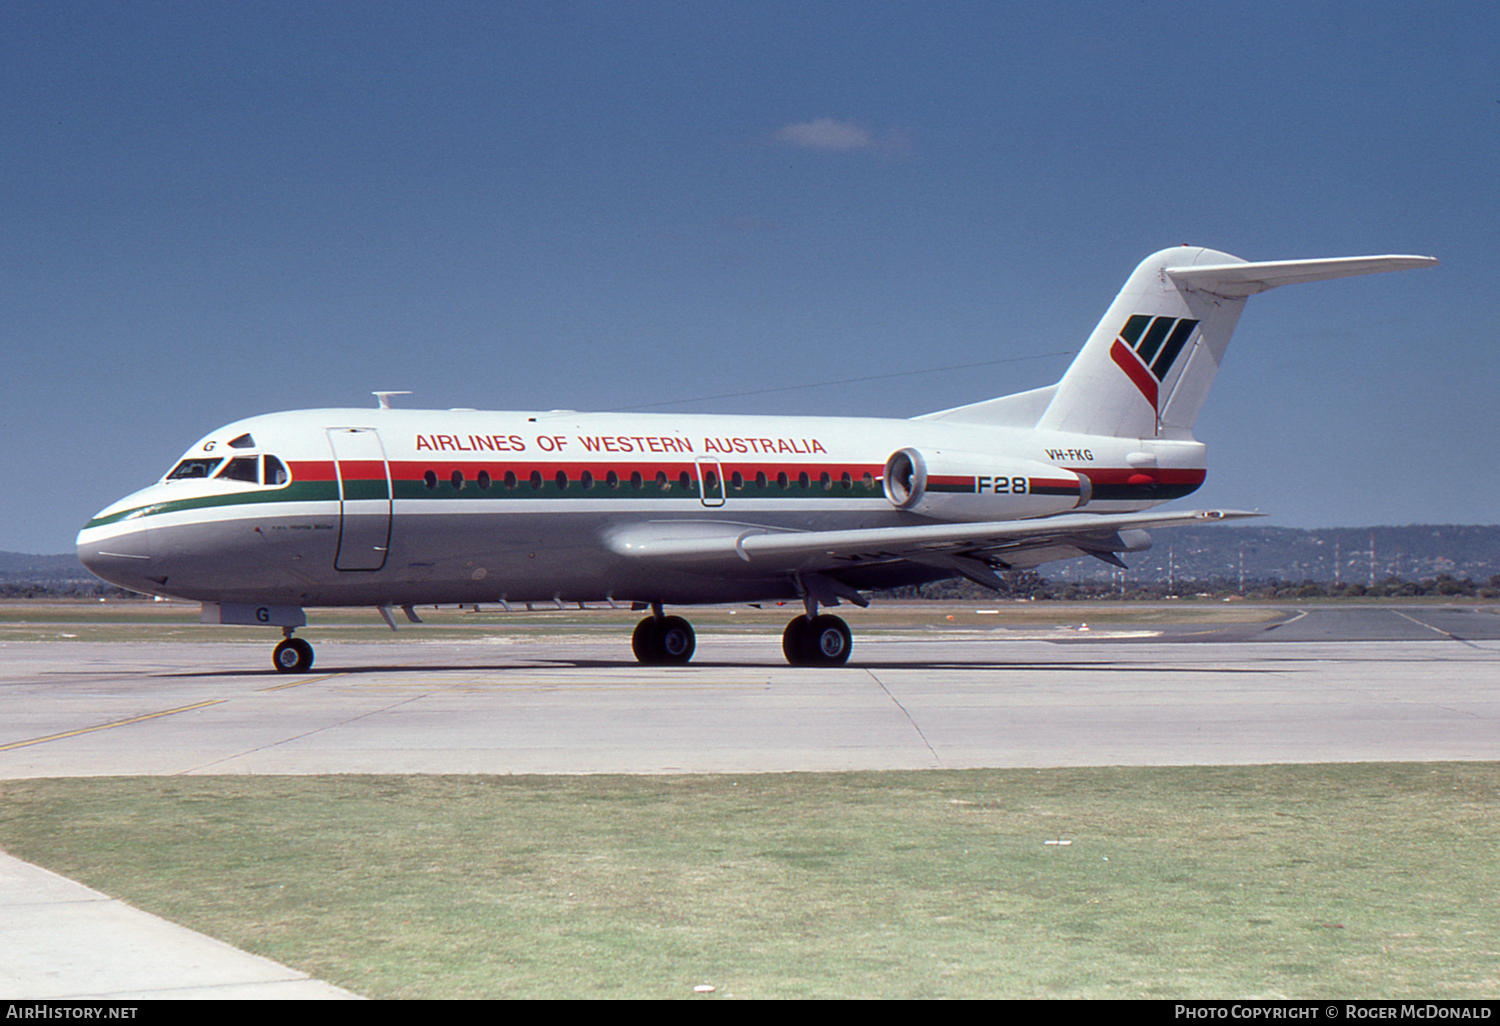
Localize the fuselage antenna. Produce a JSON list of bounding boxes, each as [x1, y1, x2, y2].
[[373, 391, 412, 410]]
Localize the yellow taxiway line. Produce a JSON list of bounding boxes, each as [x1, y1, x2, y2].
[[0, 699, 227, 752]]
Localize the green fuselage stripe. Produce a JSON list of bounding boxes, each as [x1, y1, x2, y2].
[[84, 477, 890, 529]]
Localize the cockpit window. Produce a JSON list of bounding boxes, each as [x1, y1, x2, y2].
[[217, 456, 260, 483], [166, 458, 223, 480], [227, 433, 256, 449], [166, 453, 288, 485]]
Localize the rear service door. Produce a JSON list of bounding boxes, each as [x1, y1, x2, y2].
[[327, 427, 392, 570]]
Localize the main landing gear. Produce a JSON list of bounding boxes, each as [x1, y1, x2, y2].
[[782, 613, 852, 667], [632, 606, 696, 665], [630, 602, 853, 667], [272, 628, 314, 673]]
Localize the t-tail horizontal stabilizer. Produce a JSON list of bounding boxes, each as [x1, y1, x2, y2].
[[1165, 255, 1439, 297], [926, 248, 1437, 439], [1036, 248, 1439, 440]]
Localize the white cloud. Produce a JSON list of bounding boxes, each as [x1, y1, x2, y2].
[[772, 118, 910, 157], [774, 117, 873, 151]]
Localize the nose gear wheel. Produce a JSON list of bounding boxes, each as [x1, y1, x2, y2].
[[272, 637, 314, 673]]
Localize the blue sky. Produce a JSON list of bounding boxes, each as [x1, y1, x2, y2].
[[3, 0, 1496, 554]]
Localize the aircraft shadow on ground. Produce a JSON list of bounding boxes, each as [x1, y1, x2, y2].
[[160, 658, 1281, 678]]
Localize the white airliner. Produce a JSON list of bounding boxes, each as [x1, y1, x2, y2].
[[78, 246, 1435, 672]]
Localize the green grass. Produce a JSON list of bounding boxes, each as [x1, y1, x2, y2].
[[2, 765, 1497, 999]]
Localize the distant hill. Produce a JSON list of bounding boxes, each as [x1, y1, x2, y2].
[[0, 551, 117, 597], [0, 551, 94, 582], [1048, 524, 1500, 585]]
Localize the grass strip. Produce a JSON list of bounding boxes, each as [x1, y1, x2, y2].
[[2, 765, 1497, 999]]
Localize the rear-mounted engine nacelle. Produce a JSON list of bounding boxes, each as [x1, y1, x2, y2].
[[883, 447, 1091, 521]]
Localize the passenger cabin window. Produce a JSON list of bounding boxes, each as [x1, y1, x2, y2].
[[167, 458, 222, 480]]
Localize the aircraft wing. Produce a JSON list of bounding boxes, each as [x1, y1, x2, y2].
[[603, 509, 1262, 593]]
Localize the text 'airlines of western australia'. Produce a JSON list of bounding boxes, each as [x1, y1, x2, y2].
[[79, 247, 1436, 672]]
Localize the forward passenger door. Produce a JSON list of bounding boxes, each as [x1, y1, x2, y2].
[[327, 427, 392, 571]]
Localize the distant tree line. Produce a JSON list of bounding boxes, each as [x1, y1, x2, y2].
[[0, 582, 146, 599]]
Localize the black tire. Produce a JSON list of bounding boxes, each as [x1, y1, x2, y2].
[[802, 614, 852, 667], [632, 616, 657, 663], [273, 637, 314, 673], [633, 615, 696, 665], [782, 616, 809, 665]]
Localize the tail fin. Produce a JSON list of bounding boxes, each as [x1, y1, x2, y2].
[[921, 247, 1436, 437], [1035, 247, 1437, 439]]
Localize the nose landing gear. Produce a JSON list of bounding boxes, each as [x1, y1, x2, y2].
[[272, 629, 315, 673]]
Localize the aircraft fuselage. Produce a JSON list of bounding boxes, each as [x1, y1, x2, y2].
[[77, 407, 1202, 609]]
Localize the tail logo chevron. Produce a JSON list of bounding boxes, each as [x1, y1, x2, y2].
[[1108, 314, 1200, 410]]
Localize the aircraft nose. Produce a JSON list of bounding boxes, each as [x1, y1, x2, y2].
[[76, 524, 156, 592]]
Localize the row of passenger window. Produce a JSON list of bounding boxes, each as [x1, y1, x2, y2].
[[420, 467, 879, 493]]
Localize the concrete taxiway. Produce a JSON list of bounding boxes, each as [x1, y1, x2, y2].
[[3, 606, 1498, 777], [2, 603, 1497, 998]]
